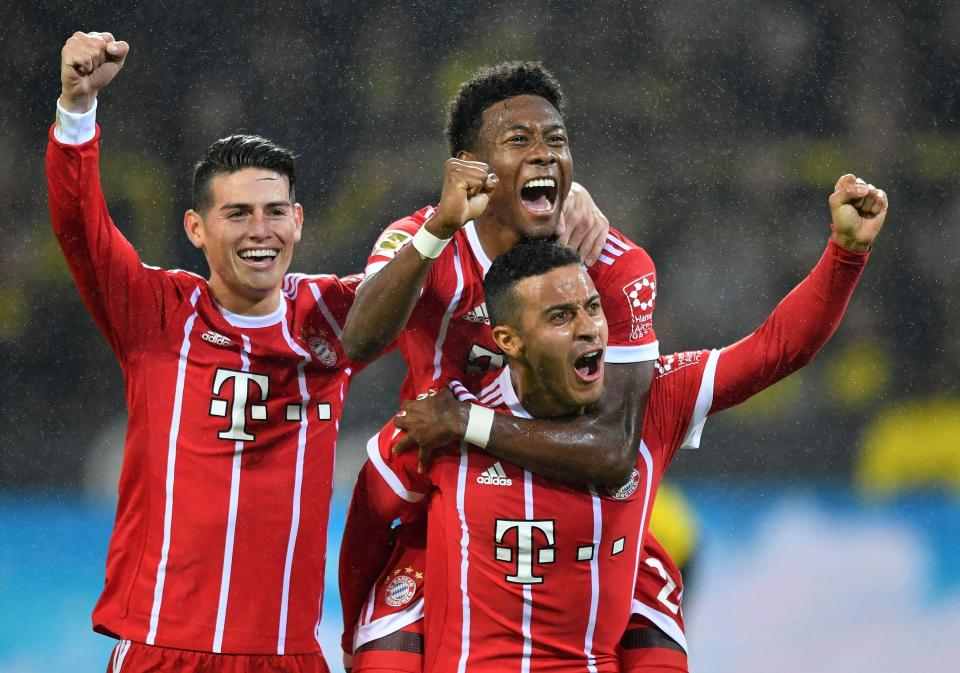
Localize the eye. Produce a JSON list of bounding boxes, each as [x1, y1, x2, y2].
[[228, 211, 245, 219], [507, 135, 528, 144], [549, 134, 567, 144], [550, 310, 570, 324], [588, 299, 602, 314]]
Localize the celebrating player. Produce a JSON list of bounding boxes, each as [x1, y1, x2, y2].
[[48, 34, 611, 673], [352, 175, 886, 672], [49, 31, 375, 672], [338, 62, 685, 671]]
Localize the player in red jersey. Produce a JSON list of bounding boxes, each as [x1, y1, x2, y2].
[[49, 32, 371, 672], [353, 176, 887, 673], [338, 63, 672, 671]]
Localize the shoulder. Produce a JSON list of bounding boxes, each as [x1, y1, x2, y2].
[[590, 229, 655, 280]]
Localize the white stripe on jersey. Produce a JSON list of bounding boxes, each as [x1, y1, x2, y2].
[[366, 433, 427, 502], [464, 221, 493, 277], [521, 469, 534, 673], [212, 335, 253, 653], [456, 444, 472, 673], [449, 380, 477, 403], [606, 234, 631, 252], [583, 488, 602, 673], [147, 287, 201, 645], [433, 241, 466, 381], [630, 598, 689, 653], [604, 342, 661, 364], [476, 376, 501, 402], [601, 243, 624, 259], [597, 254, 615, 266], [354, 596, 425, 651], [309, 283, 343, 338], [680, 349, 721, 449], [277, 321, 315, 654], [628, 441, 657, 649]]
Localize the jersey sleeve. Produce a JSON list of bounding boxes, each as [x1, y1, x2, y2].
[[46, 126, 185, 362], [364, 206, 436, 277], [711, 240, 869, 413], [594, 241, 660, 363], [363, 418, 434, 518]]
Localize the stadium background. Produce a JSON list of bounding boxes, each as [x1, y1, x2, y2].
[[2, 1, 958, 671]]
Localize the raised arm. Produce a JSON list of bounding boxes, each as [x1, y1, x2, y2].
[[341, 159, 496, 361], [47, 32, 153, 360], [711, 174, 887, 411]]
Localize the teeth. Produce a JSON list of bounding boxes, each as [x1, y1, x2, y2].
[[523, 178, 556, 189], [239, 249, 278, 259]]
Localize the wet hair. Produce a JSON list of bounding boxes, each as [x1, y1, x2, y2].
[[192, 135, 296, 213], [446, 61, 564, 156], [484, 240, 581, 328]]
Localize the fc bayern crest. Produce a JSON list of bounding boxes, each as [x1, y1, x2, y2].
[[308, 336, 338, 367], [608, 468, 641, 500], [385, 574, 417, 607]]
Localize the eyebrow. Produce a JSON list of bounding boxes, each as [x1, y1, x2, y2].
[[219, 200, 293, 211], [501, 123, 566, 135], [542, 292, 600, 313]]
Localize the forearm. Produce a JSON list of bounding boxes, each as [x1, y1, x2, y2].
[[482, 405, 641, 488], [341, 243, 433, 360], [712, 239, 869, 412]]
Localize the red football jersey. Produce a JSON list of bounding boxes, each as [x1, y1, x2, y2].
[[48, 127, 364, 656], [365, 208, 660, 401], [359, 359, 716, 673]]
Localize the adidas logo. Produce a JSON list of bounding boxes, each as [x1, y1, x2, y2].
[[201, 330, 233, 347], [463, 303, 490, 325], [477, 462, 512, 486]]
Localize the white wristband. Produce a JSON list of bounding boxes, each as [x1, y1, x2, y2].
[[54, 98, 98, 145], [464, 403, 495, 449], [411, 225, 452, 259]]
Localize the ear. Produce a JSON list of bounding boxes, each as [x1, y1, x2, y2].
[[492, 324, 523, 360], [183, 210, 204, 249], [457, 150, 477, 161], [292, 202, 304, 244]]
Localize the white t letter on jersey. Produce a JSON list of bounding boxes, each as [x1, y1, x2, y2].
[[210, 368, 270, 441], [495, 519, 556, 585]]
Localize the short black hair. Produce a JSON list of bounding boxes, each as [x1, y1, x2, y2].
[[484, 240, 581, 328], [446, 61, 563, 156], [192, 135, 297, 213]]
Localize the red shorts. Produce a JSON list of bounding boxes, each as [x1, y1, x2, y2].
[[105, 639, 331, 673], [351, 623, 424, 673], [616, 619, 688, 673]]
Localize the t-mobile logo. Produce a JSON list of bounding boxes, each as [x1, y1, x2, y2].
[[209, 368, 270, 441], [494, 519, 556, 584]]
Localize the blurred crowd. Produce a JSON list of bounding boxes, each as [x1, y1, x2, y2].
[[2, 0, 957, 491]]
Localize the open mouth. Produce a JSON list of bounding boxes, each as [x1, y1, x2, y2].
[[238, 249, 280, 266], [573, 349, 604, 383], [520, 177, 558, 215]]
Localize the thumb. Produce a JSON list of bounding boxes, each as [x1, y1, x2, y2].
[[106, 40, 130, 62], [482, 173, 498, 193]]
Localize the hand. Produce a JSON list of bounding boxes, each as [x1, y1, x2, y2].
[[427, 159, 499, 238], [393, 389, 469, 473], [558, 182, 610, 266], [60, 31, 129, 113], [828, 174, 889, 253]]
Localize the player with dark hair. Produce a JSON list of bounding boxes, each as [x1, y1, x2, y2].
[[47, 35, 611, 673], [339, 62, 673, 672], [355, 171, 887, 671], [48, 31, 373, 673]]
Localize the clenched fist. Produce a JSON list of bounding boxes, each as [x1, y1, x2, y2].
[[426, 158, 499, 239], [829, 174, 889, 253], [60, 31, 129, 113]]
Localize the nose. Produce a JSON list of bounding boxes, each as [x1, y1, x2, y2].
[[576, 308, 603, 342], [528, 135, 557, 166], [248, 208, 270, 239]]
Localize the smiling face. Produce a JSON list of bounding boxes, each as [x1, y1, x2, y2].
[[493, 263, 607, 416], [183, 167, 303, 315], [463, 94, 573, 243]]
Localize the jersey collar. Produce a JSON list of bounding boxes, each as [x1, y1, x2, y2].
[[464, 221, 493, 278], [216, 295, 287, 328], [497, 366, 532, 419]]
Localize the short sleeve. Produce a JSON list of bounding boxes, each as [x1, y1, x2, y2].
[[592, 244, 659, 363], [365, 207, 436, 277]]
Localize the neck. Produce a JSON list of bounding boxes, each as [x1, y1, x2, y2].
[[475, 211, 524, 261], [509, 364, 579, 419], [208, 281, 282, 317]]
